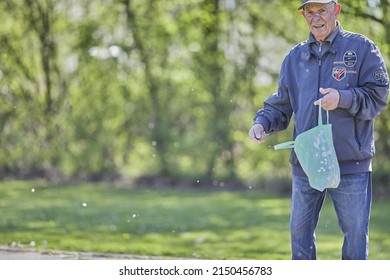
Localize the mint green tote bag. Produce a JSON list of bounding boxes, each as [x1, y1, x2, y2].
[[274, 100, 340, 192]]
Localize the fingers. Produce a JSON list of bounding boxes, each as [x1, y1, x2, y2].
[[319, 87, 331, 95], [314, 97, 332, 110], [315, 88, 331, 106], [249, 124, 267, 144], [314, 88, 340, 110], [314, 97, 329, 106]]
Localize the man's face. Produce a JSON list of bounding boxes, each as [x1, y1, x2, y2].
[[301, 3, 341, 42]]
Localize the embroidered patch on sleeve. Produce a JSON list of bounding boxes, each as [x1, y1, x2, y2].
[[373, 70, 389, 85]]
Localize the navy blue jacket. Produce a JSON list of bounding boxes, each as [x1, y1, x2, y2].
[[254, 24, 389, 176]]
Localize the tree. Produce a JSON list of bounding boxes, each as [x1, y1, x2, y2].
[[0, 0, 389, 191]]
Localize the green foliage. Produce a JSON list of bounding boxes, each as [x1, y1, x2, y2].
[[1, 180, 389, 259], [0, 1, 389, 191]]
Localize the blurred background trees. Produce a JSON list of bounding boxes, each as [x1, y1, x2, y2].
[[0, 0, 389, 193]]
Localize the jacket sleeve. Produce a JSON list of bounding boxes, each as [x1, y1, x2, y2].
[[338, 41, 389, 120], [253, 57, 294, 134]]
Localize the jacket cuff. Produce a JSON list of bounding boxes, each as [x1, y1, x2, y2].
[[338, 89, 353, 109]]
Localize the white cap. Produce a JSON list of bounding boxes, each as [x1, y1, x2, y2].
[[299, 0, 338, 10]]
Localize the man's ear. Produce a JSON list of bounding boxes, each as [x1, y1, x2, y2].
[[300, 10, 305, 17], [335, 4, 341, 16]]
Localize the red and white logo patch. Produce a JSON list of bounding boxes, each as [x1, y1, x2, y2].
[[332, 67, 346, 81]]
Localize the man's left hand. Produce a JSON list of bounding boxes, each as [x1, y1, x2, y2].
[[314, 87, 340, 110]]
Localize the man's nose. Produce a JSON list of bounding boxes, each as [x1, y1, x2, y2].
[[312, 13, 322, 20]]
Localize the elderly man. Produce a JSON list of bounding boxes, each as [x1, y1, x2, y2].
[[249, 0, 389, 259]]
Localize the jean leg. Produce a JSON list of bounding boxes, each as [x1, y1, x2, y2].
[[291, 175, 326, 260], [328, 172, 372, 260]]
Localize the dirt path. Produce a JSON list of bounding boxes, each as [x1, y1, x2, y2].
[[0, 246, 176, 260]]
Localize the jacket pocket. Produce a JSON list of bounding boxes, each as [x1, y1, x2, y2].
[[332, 111, 371, 161]]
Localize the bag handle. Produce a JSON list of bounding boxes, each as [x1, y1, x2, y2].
[[274, 141, 295, 150], [318, 98, 330, 126]]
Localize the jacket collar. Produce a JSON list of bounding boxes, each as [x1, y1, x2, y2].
[[302, 22, 342, 61], [308, 21, 341, 45]]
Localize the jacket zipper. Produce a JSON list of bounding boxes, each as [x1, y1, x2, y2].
[[318, 46, 322, 125]]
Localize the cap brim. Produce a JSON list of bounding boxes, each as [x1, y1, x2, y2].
[[298, 1, 336, 10]]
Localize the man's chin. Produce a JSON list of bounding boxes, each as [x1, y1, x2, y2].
[[312, 31, 327, 41]]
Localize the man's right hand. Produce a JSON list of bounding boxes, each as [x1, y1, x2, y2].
[[249, 123, 267, 144]]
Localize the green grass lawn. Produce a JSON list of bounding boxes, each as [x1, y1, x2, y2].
[[0, 180, 389, 259]]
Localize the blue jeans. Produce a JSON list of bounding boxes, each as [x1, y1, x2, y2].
[[290, 172, 372, 260]]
